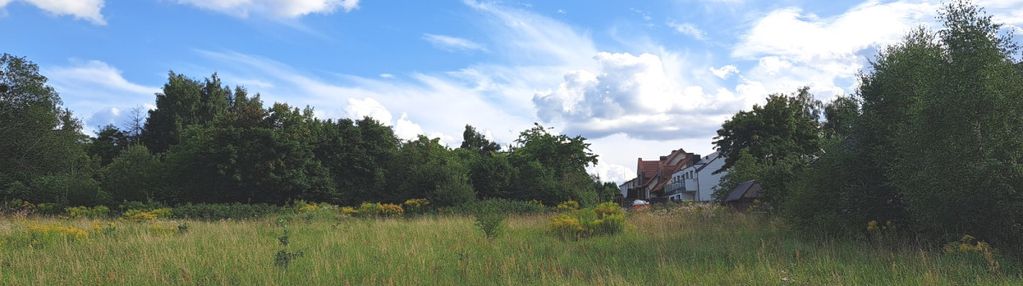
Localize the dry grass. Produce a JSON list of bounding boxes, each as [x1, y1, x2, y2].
[[0, 206, 1019, 285]]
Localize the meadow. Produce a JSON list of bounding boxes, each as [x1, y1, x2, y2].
[[0, 205, 1019, 285]]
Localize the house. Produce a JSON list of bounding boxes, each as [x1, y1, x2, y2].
[[665, 152, 728, 202], [623, 148, 699, 202], [617, 178, 637, 205], [723, 180, 763, 210]]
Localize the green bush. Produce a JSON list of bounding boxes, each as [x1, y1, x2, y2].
[[402, 198, 431, 216], [170, 203, 280, 220], [120, 208, 172, 222], [470, 200, 506, 239], [549, 202, 625, 240], [556, 200, 580, 212], [444, 199, 549, 216], [475, 211, 505, 239], [352, 202, 404, 218], [65, 205, 110, 219]]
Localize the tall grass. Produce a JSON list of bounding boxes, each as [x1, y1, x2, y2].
[[0, 205, 1019, 285]]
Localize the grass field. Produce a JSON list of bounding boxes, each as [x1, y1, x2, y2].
[[0, 205, 1020, 285]]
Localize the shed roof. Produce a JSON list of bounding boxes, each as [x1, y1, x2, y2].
[[724, 180, 763, 202]]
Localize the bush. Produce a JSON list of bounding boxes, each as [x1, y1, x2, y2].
[[556, 200, 580, 212], [352, 202, 404, 218], [444, 199, 549, 216], [121, 208, 171, 222], [475, 211, 506, 239], [379, 203, 404, 217], [470, 200, 506, 239], [549, 202, 625, 240], [550, 214, 584, 240], [0, 199, 36, 216], [65, 205, 110, 219], [170, 203, 280, 220], [403, 198, 430, 215]]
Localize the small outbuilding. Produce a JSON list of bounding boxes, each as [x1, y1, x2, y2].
[[723, 180, 763, 211]]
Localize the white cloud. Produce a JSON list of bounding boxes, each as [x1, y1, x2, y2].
[[345, 97, 393, 124], [175, 0, 359, 19], [393, 113, 424, 140], [731, 1, 938, 100], [1, 0, 105, 25], [422, 33, 487, 52], [533, 52, 740, 140], [44, 60, 159, 131], [709, 65, 738, 79], [588, 162, 629, 184], [667, 21, 706, 40]]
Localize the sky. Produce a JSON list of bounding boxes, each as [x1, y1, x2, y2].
[[3, 0, 1023, 184]]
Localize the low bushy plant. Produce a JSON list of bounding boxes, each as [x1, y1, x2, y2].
[[443, 199, 549, 216], [170, 203, 279, 220], [121, 208, 171, 222], [549, 202, 625, 240], [403, 198, 430, 215], [380, 203, 404, 217], [471, 201, 506, 239], [65, 205, 110, 219], [556, 200, 580, 212]]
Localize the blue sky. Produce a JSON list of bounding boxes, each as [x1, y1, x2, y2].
[[3, 0, 1022, 183]]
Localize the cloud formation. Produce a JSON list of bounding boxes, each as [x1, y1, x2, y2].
[[732, 1, 936, 99], [174, 0, 359, 19], [667, 21, 706, 40], [0, 0, 105, 25], [44, 60, 159, 130], [533, 52, 738, 141], [422, 34, 487, 52]]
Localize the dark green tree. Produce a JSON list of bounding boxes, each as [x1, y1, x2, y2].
[[0, 53, 99, 205]]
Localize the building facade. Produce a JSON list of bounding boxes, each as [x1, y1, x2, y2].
[[624, 148, 699, 202], [665, 152, 727, 202]]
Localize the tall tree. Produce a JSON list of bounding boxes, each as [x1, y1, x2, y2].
[[141, 73, 230, 153], [460, 125, 501, 154], [713, 87, 822, 171], [0, 53, 99, 205]]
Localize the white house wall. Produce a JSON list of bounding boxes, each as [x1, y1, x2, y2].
[[696, 155, 727, 202]]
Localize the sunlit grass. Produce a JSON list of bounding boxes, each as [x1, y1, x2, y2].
[[0, 207, 1019, 285]]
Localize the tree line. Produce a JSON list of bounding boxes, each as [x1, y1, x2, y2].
[[0, 59, 619, 209], [714, 1, 1023, 255]]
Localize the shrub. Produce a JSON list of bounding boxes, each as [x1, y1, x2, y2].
[[549, 202, 625, 240], [0, 199, 36, 217], [402, 198, 430, 215], [65, 205, 110, 219], [170, 203, 279, 220], [557, 200, 580, 212], [943, 235, 1001, 273], [379, 204, 404, 217], [475, 212, 506, 239], [357, 202, 383, 217], [351, 202, 403, 218], [121, 208, 171, 222], [443, 199, 549, 216], [339, 207, 357, 217], [550, 214, 584, 240]]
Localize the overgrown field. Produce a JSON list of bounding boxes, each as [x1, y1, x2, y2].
[[0, 206, 1019, 285]]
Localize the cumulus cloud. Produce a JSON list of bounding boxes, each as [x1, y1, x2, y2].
[[709, 65, 738, 79], [1, 0, 106, 25], [588, 162, 630, 184], [345, 97, 393, 124], [533, 52, 739, 140], [422, 33, 487, 52], [731, 1, 937, 99], [44, 60, 160, 131], [175, 0, 359, 19]]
